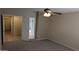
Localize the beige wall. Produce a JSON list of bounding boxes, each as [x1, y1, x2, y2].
[[37, 15, 49, 40], [48, 12, 79, 50]]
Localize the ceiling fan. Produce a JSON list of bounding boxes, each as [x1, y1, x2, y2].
[[39, 8, 62, 17]]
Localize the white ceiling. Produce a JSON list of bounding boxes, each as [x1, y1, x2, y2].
[[33, 8, 79, 13]]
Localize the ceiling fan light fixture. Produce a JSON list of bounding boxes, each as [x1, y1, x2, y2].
[[48, 10, 52, 13], [44, 13, 51, 17]]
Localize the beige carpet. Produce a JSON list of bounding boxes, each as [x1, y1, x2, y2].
[[3, 40, 73, 51]]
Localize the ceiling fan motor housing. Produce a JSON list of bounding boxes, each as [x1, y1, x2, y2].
[[44, 8, 51, 13]]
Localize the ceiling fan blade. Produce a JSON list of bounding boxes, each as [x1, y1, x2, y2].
[[53, 12, 62, 15]]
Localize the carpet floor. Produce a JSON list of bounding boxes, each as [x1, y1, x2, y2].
[[2, 39, 73, 51]]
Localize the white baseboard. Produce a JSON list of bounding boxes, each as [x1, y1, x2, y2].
[[49, 39, 77, 51]]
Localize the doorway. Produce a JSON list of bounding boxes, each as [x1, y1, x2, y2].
[[2, 15, 22, 50], [29, 17, 36, 39], [3, 16, 13, 42]]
